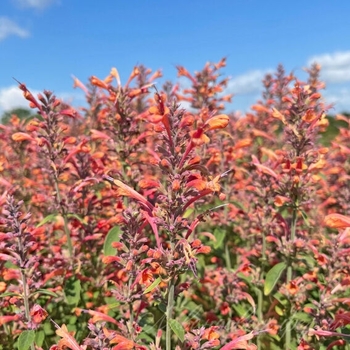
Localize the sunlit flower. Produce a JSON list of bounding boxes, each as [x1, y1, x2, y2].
[[324, 213, 350, 229]]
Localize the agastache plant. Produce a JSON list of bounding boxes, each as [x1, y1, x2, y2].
[[1, 196, 48, 349], [101, 89, 230, 349], [252, 69, 330, 348], [12, 82, 80, 260]]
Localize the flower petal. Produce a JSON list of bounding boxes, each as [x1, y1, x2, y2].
[[324, 213, 350, 229]]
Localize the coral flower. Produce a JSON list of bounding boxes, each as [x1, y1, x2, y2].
[[324, 213, 350, 229]]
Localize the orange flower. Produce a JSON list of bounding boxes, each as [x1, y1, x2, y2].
[[274, 195, 290, 207], [271, 108, 287, 124], [203, 114, 229, 131], [148, 92, 170, 120], [186, 174, 221, 192], [286, 280, 299, 295], [0, 314, 20, 326], [52, 322, 82, 350], [302, 109, 318, 123], [234, 138, 252, 149], [15, 79, 43, 111], [104, 175, 154, 211], [102, 256, 122, 264], [172, 179, 181, 191], [30, 304, 48, 324], [203, 326, 220, 340], [90, 76, 109, 89], [72, 75, 89, 94], [11, 132, 35, 142], [190, 129, 210, 146], [176, 65, 196, 84], [138, 179, 160, 189], [324, 213, 350, 229]]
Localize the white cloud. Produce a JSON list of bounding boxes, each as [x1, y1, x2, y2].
[[0, 85, 85, 117], [307, 51, 350, 84], [13, 0, 59, 9], [227, 69, 272, 95], [0, 86, 30, 113], [0, 17, 29, 41], [323, 88, 350, 113]]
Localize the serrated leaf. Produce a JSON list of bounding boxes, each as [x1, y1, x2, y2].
[[143, 277, 161, 294], [35, 330, 45, 347], [64, 277, 81, 305], [213, 228, 226, 249], [103, 226, 121, 256], [36, 214, 57, 228], [168, 319, 185, 342], [18, 330, 35, 350], [264, 262, 287, 296]]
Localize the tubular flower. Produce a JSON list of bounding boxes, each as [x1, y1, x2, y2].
[[324, 213, 350, 229], [15, 79, 43, 111], [103, 175, 154, 211], [190, 114, 229, 146]]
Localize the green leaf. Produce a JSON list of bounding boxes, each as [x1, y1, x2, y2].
[[18, 330, 35, 350], [183, 208, 194, 219], [275, 305, 284, 316], [30, 289, 58, 298], [168, 319, 185, 342], [232, 304, 248, 317], [103, 226, 121, 256], [143, 277, 161, 294], [230, 200, 245, 210], [67, 213, 88, 225], [64, 277, 81, 305], [213, 228, 226, 249], [341, 327, 350, 344], [0, 292, 21, 298], [264, 262, 287, 296], [292, 312, 312, 323], [34, 330, 45, 347], [300, 209, 311, 227], [158, 302, 167, 313], [36, 214, 57, 227]]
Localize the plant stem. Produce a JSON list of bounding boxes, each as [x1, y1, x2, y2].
[[20, 270, 35, 350], [19, 230, 35, 350], [256, 286, 263, 350], [224, 240, 231, 270], [166, 279, 175, 350], [285, 207, 297, 350], [54, 180, 73, 259]]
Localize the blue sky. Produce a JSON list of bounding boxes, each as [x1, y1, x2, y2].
[[1, 0, 350, 115]]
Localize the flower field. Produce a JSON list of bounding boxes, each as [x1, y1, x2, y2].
[[1, 58, 350, 349]]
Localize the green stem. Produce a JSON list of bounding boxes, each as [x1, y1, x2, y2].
[[285, 207, 297, 350], [54, 180, 73, 259], [256, 287, 263, 350], [21, 270, 35, 350], [224, 240, 231, 270], [262, 232, 266, 261], [16, 211, 35, 350], [166, 280, 175, 350]]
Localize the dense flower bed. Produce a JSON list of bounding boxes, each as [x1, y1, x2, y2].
[[1, 59, 350, 349]]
